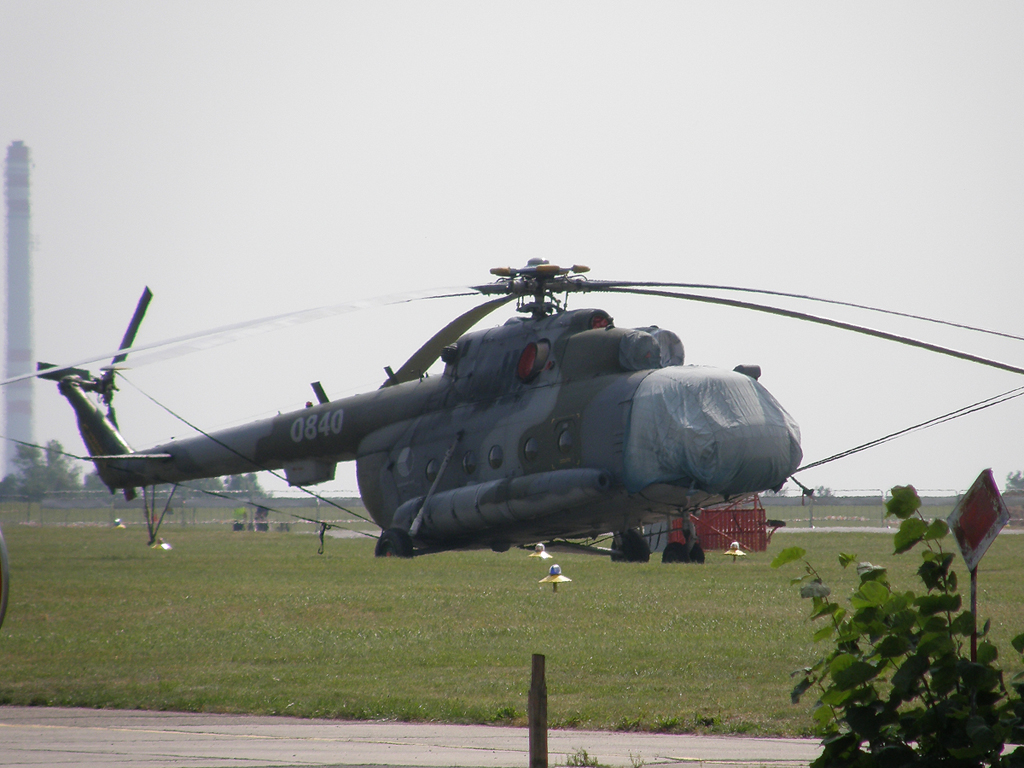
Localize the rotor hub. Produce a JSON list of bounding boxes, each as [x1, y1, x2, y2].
[[475, 260, 591, 319]]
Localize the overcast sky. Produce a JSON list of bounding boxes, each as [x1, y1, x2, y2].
[[2, 1, 1022, 498]]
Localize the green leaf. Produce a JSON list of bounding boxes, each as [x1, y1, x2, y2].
[[791, 675, 814, 704], [893, 517, 928, 554], [855, 580, 890, 608], [918, 632, 955, 657], [844, 704, 883, 739], [977, 641, 998, 665], [800, 581, 831, 599], [875, 634, 910, 658], [951, 611, 975, 637], [1013, 632, 1024, 655], [856, 562, 887, 582], [813, 624, 836, 643], [914, 593, 961, 615], [923, 518, 948, 541], [886, 485, 921, 520], [770, 546, 806, 568], [891, 652, 929, 695], [820, 686, 853, 706], [829, 653, 857, 677], [811, 601, 841, 620], [832, 660, 878, 689], [838, 552, 857, 568], [965, 716, 998, 752], [812, 702, 833, 727]]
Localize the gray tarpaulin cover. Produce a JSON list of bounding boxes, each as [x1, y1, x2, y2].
[[623, 366, 802, 496]]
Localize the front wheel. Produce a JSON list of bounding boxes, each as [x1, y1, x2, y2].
[[374, 528, 415, 558], [611, 528, 650, 563]]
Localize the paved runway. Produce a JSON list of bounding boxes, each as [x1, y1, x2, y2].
[[0, 707, 821, 768]]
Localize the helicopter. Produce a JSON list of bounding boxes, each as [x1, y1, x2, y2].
[[27, 261, 1024, 562]]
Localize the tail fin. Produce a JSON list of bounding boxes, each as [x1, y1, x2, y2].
[[57, 376, 140, 499], [40, 288, 154, 499]]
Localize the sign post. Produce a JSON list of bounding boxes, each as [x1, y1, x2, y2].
[[946, 469, 1010, 661], [0, 523, 9, 630]]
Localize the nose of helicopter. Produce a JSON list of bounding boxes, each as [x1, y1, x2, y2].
[[622, 366, 802, 496]]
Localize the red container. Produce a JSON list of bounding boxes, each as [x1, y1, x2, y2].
[[668, 494, 781, 552]]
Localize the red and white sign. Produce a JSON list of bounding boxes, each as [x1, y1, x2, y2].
[[947, 469, 1010, 571]]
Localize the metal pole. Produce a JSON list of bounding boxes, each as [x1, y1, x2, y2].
[[970, 567, 978, 663], [0, 523, 10, 630], [528, 654, 547, 768]]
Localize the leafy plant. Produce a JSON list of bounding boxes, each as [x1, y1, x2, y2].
[[565, 748, 602, 767], [773, 484, 1024, 767]]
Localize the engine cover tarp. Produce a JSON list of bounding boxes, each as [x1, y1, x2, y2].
[[618, 327, 685, 370], [623, 366, 801, 496]]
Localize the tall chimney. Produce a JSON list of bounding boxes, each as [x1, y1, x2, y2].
[[4, 141, 33, 478]]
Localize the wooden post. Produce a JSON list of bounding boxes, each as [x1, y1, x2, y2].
[[528, 653, 547, 768]]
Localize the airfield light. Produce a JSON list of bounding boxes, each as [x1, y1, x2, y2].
[[724, 541, 746, 561], [539, 563, 571, 591], [529, 543, 553, 559]]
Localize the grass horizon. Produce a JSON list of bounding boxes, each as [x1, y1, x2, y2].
[[1, 524, 1020, 736]]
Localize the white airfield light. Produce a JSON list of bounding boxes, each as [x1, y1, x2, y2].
[[724, 541, 747, 561], [529, 543, 553, 559]]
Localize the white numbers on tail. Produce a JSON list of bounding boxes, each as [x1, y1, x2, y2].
[[290, 409, 344, 443]]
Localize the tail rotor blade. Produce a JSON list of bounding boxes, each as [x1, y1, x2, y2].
[[112, 287, 153, 367]]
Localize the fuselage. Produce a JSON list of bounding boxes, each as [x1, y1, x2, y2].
[[65, 307, 802, 551]]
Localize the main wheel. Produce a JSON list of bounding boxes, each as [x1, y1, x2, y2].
[[662, 541, 688, 563], [688, 541, 705, 564], [374, 528, 415, 558], [611, 528, 650, 563]]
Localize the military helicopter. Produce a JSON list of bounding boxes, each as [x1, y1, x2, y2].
[[27, 261, 1024, 562]]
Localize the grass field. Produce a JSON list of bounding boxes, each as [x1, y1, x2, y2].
[[0, 523, 1020, 736]]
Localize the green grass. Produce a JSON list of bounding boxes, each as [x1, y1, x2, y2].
[[0, 524, 1020, 735]]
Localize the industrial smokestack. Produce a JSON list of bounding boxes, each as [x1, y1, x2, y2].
[[4, 141, 33, 479]]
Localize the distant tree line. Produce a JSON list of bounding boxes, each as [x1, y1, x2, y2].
[[1, 440, 266, 502], [1008, 471, 1024, 492]]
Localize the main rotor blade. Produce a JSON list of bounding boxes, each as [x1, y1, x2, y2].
[[586, 280, 1024, 344], [112, 287, 154, 367], [383, 295, 516, 387], [3, 286, 478, 387], [599, 286, 1024, 376]]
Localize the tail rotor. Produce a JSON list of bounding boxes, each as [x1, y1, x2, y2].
[[38, 287, 153, 428]]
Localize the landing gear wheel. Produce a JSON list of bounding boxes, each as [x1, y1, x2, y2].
[[611, 528, 650, 563], [375, 528, 415, 558], [688, 541, 705, 564], [662, 541, 688, 564]]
